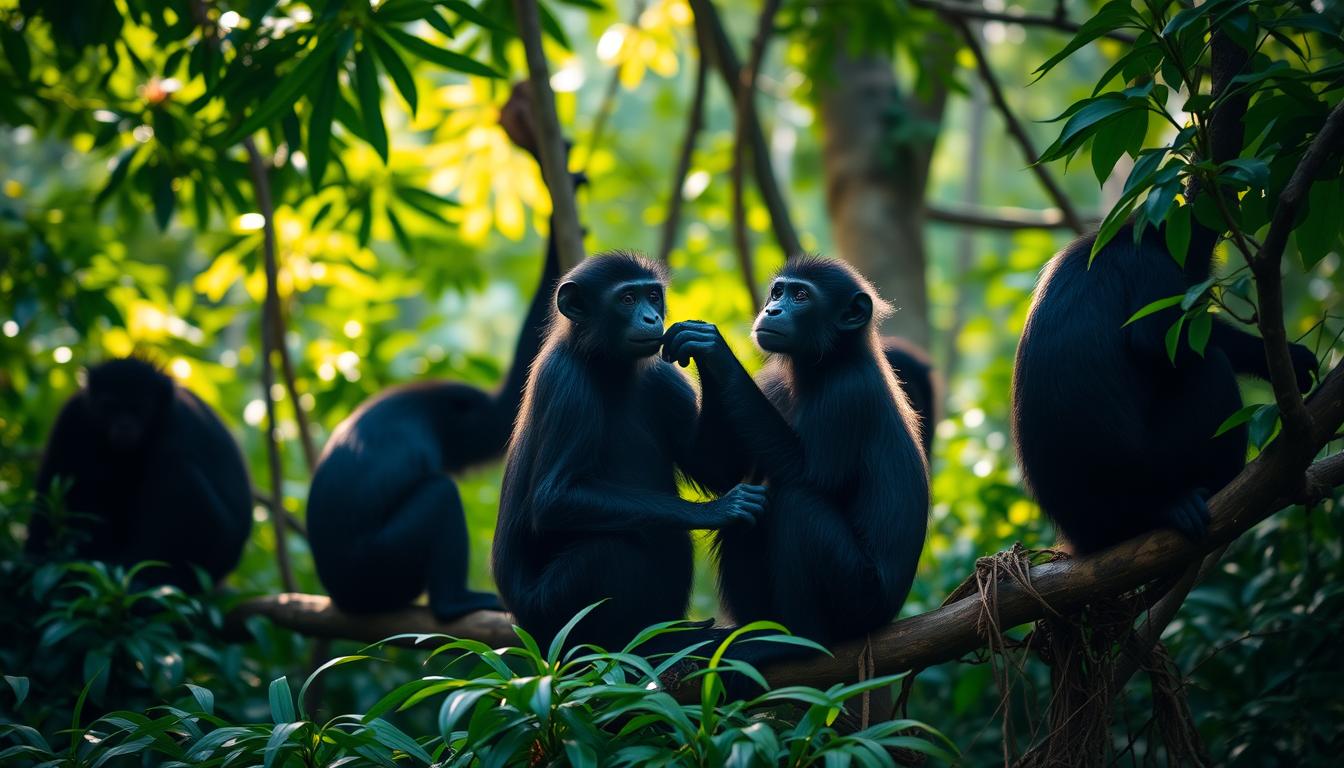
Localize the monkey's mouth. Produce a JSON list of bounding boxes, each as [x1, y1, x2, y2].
[[754, 328, 785, 338]]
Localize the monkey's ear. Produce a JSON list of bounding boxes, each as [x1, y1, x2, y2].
[[556, 281, 587, 322], [838, 292, 873, 331]]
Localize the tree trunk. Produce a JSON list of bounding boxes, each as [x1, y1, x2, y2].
[[820, 50, 946, 348]]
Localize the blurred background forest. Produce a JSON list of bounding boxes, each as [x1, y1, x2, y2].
[[1, 0, 1342, 765]]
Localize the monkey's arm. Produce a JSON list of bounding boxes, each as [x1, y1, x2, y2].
[[529, 472, 754, 533], [663, 321, 804, 478]]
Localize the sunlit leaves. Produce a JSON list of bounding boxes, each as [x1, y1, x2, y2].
[[595, 0, 690, 89]]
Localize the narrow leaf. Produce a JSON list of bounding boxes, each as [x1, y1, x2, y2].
[[355, 44, 389, 162]]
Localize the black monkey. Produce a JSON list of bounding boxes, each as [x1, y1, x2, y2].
[[493, 252, 768, 650], [664, 257, 930, 645], [1012, 224, 1317, 554], [883, 338, 938, 459], [307, 84, 570, 620], [1013, 27, 1321, 555], [28, 358, 253, 591]]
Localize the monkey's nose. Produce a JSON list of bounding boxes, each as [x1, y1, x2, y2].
[[765, 307, 782, 317]]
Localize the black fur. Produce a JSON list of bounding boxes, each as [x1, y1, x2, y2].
[[883, 338, 938, 459], [28, 358, 252, 590], [493, 252, 766, 650], [664, 257, 930, 645], [307, 218, 561, 620], [1012, 224, 1317, 554]]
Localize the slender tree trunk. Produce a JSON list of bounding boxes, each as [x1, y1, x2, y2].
[[820, 49, 946, 348]]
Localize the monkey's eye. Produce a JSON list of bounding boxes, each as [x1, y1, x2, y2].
[[794, 289, 809, 302], [648, 289, 661, 303], [770, 285, 784, 300], [621, 293, 636, 306]]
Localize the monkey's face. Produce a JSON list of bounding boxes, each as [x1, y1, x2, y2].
[[608, 280, 666, 358], [85, 359, 173, 450], [558, 277, 666, 359], [753, 277, 823, 356]]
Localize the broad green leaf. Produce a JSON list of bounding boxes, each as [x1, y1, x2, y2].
[[1214, 404, 1261, 437], [366, 718, 433, 764], [3, 676, 29, 709], [1165, 315, 1185, 364], [263, 722, 305, 768], [1188, 311, 1212, 356], [1165, 202, 1192, 268], [1249, 403, 1280, 448], [1295, 179, 1343, 268], [1089, 195, 1137, 265], [1180, 277, 1216, 312], [185, 683, 213, 715], [268, 676, 295, 724], [355, 44, 389, 162]]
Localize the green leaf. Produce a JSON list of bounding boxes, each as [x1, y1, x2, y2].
[[366, 718, 433, 764], [537, 2, 571, 49], [438, 687, 491, 738], [368, 30, 418, 116], [268, 676, 295, 724], [4, 676, 29, 709], [382, 26, 503, 78], [1089, 196, 1137, 265], [355, 44, 389, 162], [95, 146, 140, 210], [1164, 202, 1192, 268], [386, 206, 412, 253], [1033, 0, 1140, 82], [263, 722, 305, 768], [1248, 403, 1280, 449], [1164, 315, 1185, 364], [1222, 158, 1270, 190], [442, 0, 502, 30], [223, 33, 341, 145], [1040, 96, 1139, 163], [1214, 404, 1260, 437], [1181, 276, 1216, 310], [151, 162, 176, 231], [307, 54, 340, 191], [185, 683, 214, 715], [1188, 311, 1212, 356], [1295, 179, 1343, 268]]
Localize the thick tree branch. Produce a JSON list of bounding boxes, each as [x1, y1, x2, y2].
[[946, 13, 1086, 235], [908, 0, 1135, 43], [244, 136, 297, 594], [226, 593, 517, 647], [512, 0, 585, 271], [926, 203, 1099, 231], [228, 380, 1344, 693], [657, 26, 709, 264], [1253, 100, 1344, 445], [729, 0, 781, 311], [689, 0, 803, 259]]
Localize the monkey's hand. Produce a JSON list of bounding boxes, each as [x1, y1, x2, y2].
[[706, 483, 767, 528], [1289, 343, 1319, 394], [662, 320, 735, 376]]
